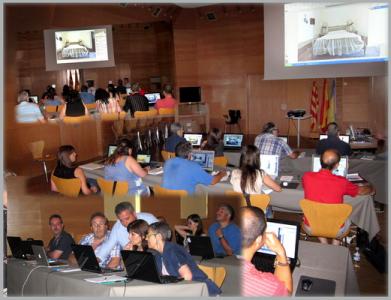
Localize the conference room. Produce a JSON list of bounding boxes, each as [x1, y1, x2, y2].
[[4, 2, 388, 297]]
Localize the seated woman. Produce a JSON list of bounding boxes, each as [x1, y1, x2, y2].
[[201, 128, 224, 157], [41, 87, 63, 106], [51, 145, 98, 195], [59, 90, 89, 119], [104, 138, 150, 196], [230, 145, 282, 217], [124, 219, 149, 251], [95, 87, 121, 114], [175, 214, 205, 239], [147, 222, 221, 296]]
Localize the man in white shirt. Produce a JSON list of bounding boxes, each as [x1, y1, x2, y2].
[[15, 90, 45, 123], [95, 201, 158, 263]]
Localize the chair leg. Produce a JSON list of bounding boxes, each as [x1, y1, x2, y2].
[[42, 161, 49, 183]]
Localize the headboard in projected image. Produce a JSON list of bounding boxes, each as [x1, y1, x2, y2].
[[320, 22, 356, 36]]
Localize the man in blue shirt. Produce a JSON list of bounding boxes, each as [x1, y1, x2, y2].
[[163, 122, 186, 152], [79, 85, 95, 104], [208, 204, 241, 256], [162, 141, 226, 194], [95, 202, 158, 263]]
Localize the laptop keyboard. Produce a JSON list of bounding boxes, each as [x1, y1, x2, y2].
[[159, 275, 182, 284], [101, 267, 124, 274]]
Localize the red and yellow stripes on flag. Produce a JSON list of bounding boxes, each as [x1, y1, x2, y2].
[[309, 81, 319, 132], [319, 79, 329, 133], [327, 79, 336, 124]]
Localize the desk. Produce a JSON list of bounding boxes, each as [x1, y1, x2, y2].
[[7, 259, 208, 297], [293, 241, 359, 296]]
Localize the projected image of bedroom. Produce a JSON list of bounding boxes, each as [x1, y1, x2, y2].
[[285, 3, 388, 66], [55, 29, 108, 64]]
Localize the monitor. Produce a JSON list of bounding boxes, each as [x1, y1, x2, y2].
[[29, 96, 39, 104], [190, 150, 215, 172], [179, 87, 201, 103], [144, 93, 161, 104], [279, 136, 288, 143], [107, 145, 117, 157], [126, 88, 132, 95], [184, 134, 203, 147], [312, 155, 348, 177], [260, 154, 280, 178], [136, 154, 151, 164], [319, 134, 350, 144], [223, 134, 244, 148]]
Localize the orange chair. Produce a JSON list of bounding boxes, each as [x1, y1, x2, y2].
[[158, 108, 175, 115], [225, 191, 271, 212], [153, 185, 188, 197], [84, 103, 97, 111], [97, 177, 128, 197], [161, 150, 175, 161], [51, 174, 81, 197], [214, 156, 228, 168], [100, 111, 126, 121], [134, 109, 158, 118], [63, 115, 91, 124]]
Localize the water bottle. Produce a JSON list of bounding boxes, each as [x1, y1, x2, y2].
[[353, 247, 360, 267]]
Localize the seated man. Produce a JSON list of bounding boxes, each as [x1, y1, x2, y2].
[[15, 90, 45, 123], [208, 204, 241, 256], [302, 149, 374, 245], [155, 84, 177, 111], [316, 122, 352, 156], [241, 206, 292, 296], [69, 212, 120, 269], [162, 141, 226, 194], [163, 122, 186, 153], [254, 122, 299, 159], [123, 83, 149, 116], [46, 214, 75, 260]]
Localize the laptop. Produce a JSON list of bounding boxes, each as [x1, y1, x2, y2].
[[107, 144, 117, 157], [279, 136, 288, 143], [32, 245, 68, 267], [126, 88, 132, 95], [187, 236, 218, 259], [145, 93, 161, 105], [251, 219, 300, 273], [7, 236, 43, 260], [29, 95, 39, 104], [319, 134, 350, 144], [260, 154, 280, 179], [223, 134, 244, 150], [312, 155, 348, 177], [184, 133, 203, 147], [190, 150, 215, 173], [121, 250, 183, 284], [72, 244, 123, 274]]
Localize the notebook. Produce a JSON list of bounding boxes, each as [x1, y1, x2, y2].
[[184, 133, 203, 147], [312, 155, 348, 177], [251, 219, 300, 273], [7, 236, 43, 260], [121, 250, 183, 284], [319, 134, 350, 144], [145, 93, 161, 105], [187, 236, 217, 259], [260, 154, 280, 178], [190, 150, 215, 172], [72, 244, 123, 274], [223, 134, 244, 150], [32, 245, 68, 267], [107, 144, 117, 157]]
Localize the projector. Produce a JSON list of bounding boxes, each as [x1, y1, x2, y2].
[[287, 109, 306, 118]]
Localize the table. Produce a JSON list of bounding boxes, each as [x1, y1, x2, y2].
[[293, 241, 359, 296], [7, 259, 208, 297]]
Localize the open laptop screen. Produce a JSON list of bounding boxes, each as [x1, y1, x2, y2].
[[279, 136, 288, 143], [312, 155, 348, 177], [319, 134, 350, 144], [29, 95, 39, 104], [107, 145, 117, 157], [257, 219, 299, 260], [184, 134, 203, 147], [223, 134, 244, 148], [137, 154, 151, 164], [260, 154, 279, 178], [190, 150, 215, 172], [144, 93, 161, 104]]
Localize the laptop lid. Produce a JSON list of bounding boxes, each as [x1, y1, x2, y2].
[[7, 236, 24, 258], [312, 155, 348, 177], [145, 93, 161, 104], [107, 144, 117, 157], [72, 244, 102, 273], [126, 88, 132, 95], [260, 154, 280, 178], [187, 236, 215, 259], [190, 150, 215, 172], [223, 134, 244, 149], [29, 95, 39, 104], [257, 219, 300, 263], [279, 136, 288, 143], [137, 154, 151, 164], [184, 134, 203, 147], [32, 245, 50, 266], [121, 250, 161, 283], [319, 134, 350, 144]]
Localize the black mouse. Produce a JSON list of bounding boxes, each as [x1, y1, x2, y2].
[[301, 279, 313, 292]]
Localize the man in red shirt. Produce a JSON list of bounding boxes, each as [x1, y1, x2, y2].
[[154, 84, 177, 111], [302, 149, 374, 245], [241, 206, 292, 296]]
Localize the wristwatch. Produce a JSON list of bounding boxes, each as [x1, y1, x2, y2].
[[274, 258, 290, 267], [218, 235, 224, 240]]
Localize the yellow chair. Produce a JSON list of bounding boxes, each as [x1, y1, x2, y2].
[[97, 177, 128, 197], [198, 265, 226, 288], [134, 109, 158, 118], [153, 185, 188, 197], [51, 174, 81, 197], [63, 115, 91, 124], [158, 108, 175, 115], [100, 111, 126, 121], [299, 199, 353, 242], [214, 156, 228, 168], [225, 191, 271, 212], [161, 150, 175, 161], [45, 105, 63, 113], [28, 140, 56, 183], [84, 103, 97, 110]]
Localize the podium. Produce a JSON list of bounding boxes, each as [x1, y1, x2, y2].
[[287, 115, 311, 148]]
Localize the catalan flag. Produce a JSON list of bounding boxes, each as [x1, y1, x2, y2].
[[309, 81, 319, 132], [327, 79, 336, 124], [319, 79, 329, 133]]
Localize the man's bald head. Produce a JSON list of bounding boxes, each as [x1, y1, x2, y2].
[[241, 206, 267, 248], [320, 149, 341, 170]]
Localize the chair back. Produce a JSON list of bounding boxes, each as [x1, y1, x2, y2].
[[134, 109, 157, 118], [97, 177, 128, 197], [84, 103, 97, 110], [213, 156, 228, 168], [45, 105, 63, 113], [29, 140, 45, 160], [153, 185, 188, 197], [224, 191, 270, 212], [299, 199, 353, 238], [198, 265, 226, 288], [161, 150, 175, 161], [51, 175, 81, 197], [158, 108, 175, 115], [63, 115, 91, 124], [100, 111, 126, 121]]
